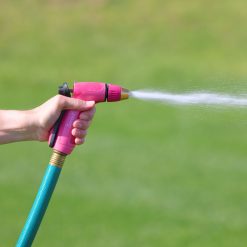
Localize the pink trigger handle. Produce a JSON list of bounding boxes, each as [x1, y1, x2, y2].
[[50, 110, 81, 154]]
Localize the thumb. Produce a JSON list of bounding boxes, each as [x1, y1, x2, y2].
[[59, 96, 95, 111]]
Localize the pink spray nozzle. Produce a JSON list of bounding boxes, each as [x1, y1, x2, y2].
[[49, 82, 129, 155]]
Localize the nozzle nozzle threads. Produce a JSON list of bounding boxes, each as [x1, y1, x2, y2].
[[50, 150, 67, 168]]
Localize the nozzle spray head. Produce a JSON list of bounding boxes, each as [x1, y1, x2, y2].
[[49, 82, 129, 155]]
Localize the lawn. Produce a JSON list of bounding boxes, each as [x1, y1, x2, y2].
[[1, 0, 247, 246]]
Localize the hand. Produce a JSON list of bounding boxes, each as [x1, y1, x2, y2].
[[32, 95, 96, 145], [0, 95, 96, 144]]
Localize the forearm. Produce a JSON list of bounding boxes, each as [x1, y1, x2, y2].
[[0, 110, 37, 144]]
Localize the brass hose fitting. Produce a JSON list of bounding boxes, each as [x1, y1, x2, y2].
[[49, 150, 67, 168], [121, 88, 129, 100]]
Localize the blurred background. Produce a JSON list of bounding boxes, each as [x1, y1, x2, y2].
[[1, 0, 247, 246]]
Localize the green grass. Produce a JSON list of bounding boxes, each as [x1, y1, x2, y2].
[[1, 0, 247, 246]]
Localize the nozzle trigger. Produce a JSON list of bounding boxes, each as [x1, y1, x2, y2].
[[49, 82, 71, 148]]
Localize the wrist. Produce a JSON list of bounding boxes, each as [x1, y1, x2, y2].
[[0, 110, 39, 144], [22, 110, 40, 141]]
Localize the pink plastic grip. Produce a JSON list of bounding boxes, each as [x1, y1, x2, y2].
[[51, 110, 79, 154]]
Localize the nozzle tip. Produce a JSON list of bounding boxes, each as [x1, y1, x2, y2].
[[121, 88, 129, 100]]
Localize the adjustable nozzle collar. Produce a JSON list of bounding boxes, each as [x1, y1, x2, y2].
[[107, 84, 121, 102]]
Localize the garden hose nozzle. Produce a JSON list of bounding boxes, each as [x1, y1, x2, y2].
[[49, 82, 129, 155]]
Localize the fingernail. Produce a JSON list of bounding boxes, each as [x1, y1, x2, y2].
[[85, 101, 95, 107]]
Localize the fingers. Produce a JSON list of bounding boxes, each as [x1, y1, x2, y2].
[[56, 96, 96, 145], [56, 95, 95, 111], [71, 124, 89, 145], [71, 107, 96, 145], [73, 119, 91, 129], [75, 138, 85, 145], [79, 107, 96, 121], [71, 128, 87, 138]]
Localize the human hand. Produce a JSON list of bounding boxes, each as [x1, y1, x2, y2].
[[32, 95, 96, 144]]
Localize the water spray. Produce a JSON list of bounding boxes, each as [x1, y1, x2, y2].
[[16, 82, 129, 246], [130, 90, 247, 107]]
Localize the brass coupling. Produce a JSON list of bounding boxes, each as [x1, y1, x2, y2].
[[49, 150, 67, 168]]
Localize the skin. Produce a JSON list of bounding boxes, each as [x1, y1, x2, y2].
[[0, 95, 96, 145]]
